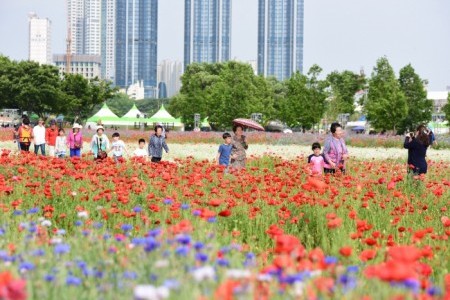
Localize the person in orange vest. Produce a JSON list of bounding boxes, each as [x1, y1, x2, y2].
[[18, 118, 33, 152]]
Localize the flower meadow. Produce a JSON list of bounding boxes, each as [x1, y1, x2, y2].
[[0, 149, 449, 300]]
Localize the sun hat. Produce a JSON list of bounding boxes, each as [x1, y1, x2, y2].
[[72, 123, 82, 129], [96, 125, 104, 132]]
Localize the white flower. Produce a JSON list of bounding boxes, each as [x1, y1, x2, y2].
[[225, 269, 251, 279], [134, 285, 157, 300], [192, 265, 215, 282], [156, 286, 170, 299], [71, 191, 77, 196], [293, 282, 305, 297], [257, 274, 273, 282], [41, 220, 51, 227], [50, 237, 62, 244], [77, 211, 89, 219], [154, 260, 169, 268]]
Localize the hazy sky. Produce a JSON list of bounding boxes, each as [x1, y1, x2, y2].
[[0, 0, 449, 90]]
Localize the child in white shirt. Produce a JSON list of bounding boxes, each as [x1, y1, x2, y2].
[[55, 129, 67, 158], [133, 138, 148, 159], [109, 132, 128, 163]]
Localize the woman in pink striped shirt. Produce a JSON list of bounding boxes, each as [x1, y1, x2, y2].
[[67, 123, 83, 158], [323, 123, 349, 174]]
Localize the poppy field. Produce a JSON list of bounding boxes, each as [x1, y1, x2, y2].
[[0, 148, 449, 300]]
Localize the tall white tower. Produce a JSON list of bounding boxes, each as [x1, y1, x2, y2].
[[29, 12, 52, 65]]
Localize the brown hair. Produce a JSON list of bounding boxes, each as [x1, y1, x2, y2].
[[416, 124, 430, 146]]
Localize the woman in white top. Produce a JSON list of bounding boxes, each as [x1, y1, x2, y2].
[[55, 128, 67, 158], [33, 118, 46, 155]]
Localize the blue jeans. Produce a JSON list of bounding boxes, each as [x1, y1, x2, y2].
[[34, 144, 46, 155], [70, 148, 81, 157]]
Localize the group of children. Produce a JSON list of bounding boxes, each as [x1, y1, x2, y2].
[[215, 132, 327, 176]]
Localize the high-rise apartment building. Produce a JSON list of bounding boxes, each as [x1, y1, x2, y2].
[[67, 0, 114, 80], [258, 0, 304, 81], [101, 0, 115, 81], [158, 60, 183, 98], [116, 0, 158, 98], [184, 0, 231, 67], [28, 13, 52, 65]]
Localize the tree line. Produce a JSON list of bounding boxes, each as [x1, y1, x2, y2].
[[170, 57, 441, 133], [0, 55, 115, 122], [1, 54, 447, 134]]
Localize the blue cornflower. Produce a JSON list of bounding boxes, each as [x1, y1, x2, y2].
[[194, 242, 204, 250], [19, 261, 35, 271], [148, 228, 161, 237], [31, 249, 45, 257], [149, 274, 158, 282], [207, 217, 217, 223], [77, 261, 87, 269], [133, 206, 142, 213], [121, 224, 133, 232], [0, 228, 5, 236], [325, 256, 338, 265], [346, 265, 359, 273], [246, 252, 255, 259], [131, 237, 146, 245], [44, 274, 55, 282], [93, 222, 103, 229], [0, 250, 10, 261], [66, 276, 82, 286], [103, 233, 111, 240], [193, 210, 201, 216], [220, 246, 231, 254], [339, 274, 357, 292], [27, 207, 39, 214], [163, 198, 173, 205], [181, 203, 190, 210], [54, 243, 70, 255], [217, 258, 230, 267], [13, 210, 23, 216], [176, 234, 191, 245], [28, 225, 37, 233], [403, 279, 420, 294], [195, 252, 208, 262], [175, 246, 189, 256], [56, 229, 66, 235], [427, 286, 441, 296], [144, 237, 160, 252], [74, 220, 83, 226], [123, 271, 137, 280]]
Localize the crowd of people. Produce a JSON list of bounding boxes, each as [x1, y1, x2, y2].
[[12, 116, 435, 177]]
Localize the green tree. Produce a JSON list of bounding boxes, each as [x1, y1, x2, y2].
[[283, 65, 328, 129], [398, 64, 433, 133], [0, 56, 15, 108], [172, 61, 274, 129], [326, 70, 366, 121], [443, 92, 450, 126], [62, 74, 116, 122], [364, 57, 407, 133], [7, 60, 64, 118]]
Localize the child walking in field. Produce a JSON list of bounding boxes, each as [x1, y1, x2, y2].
[[133, 139, 148, 159], [308, 142, 325, 176], [55, 129, 67, 158], [109, 132, 128, 163], [216, 133, 233, 169]]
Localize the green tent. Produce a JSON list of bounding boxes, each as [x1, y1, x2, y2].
[[146, 105, 184, 129], [86, 103, 125, 126]]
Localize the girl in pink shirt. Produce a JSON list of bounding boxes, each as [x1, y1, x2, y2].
[[308, 142, 325, 176]]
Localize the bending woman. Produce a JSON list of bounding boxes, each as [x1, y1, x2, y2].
[[404, 124, 430, 175]]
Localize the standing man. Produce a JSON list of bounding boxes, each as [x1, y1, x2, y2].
[[33, 118, 46, 155], [46, 120, 58, 157]]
